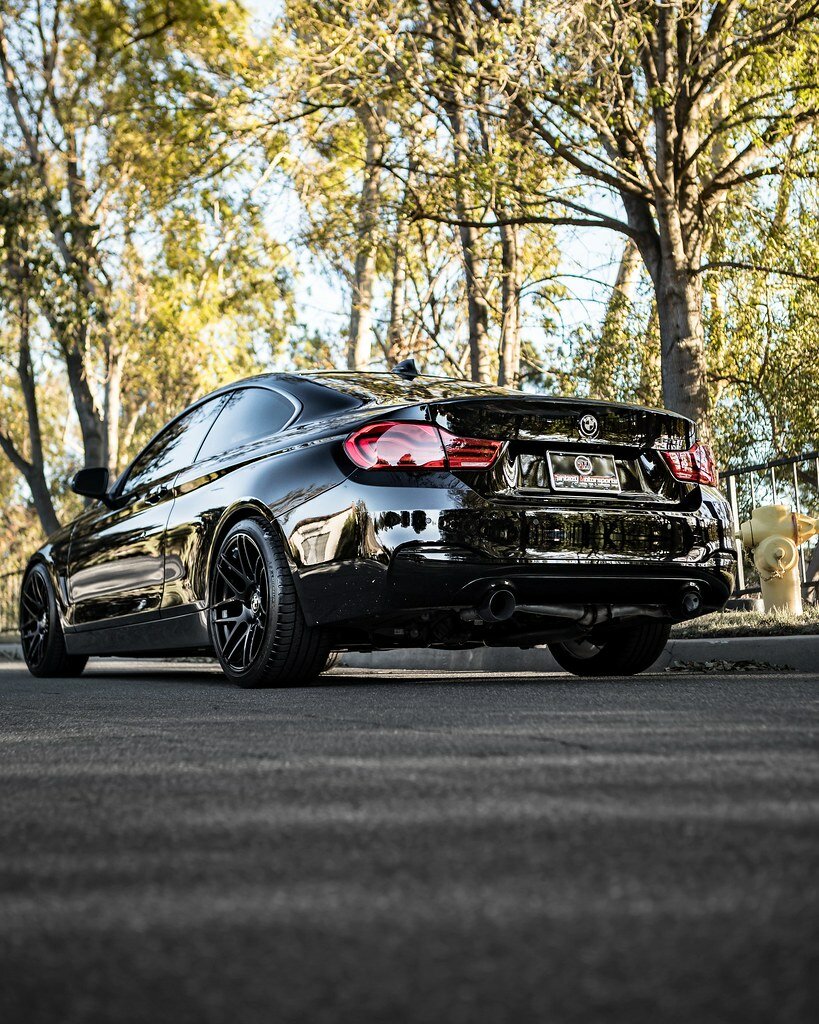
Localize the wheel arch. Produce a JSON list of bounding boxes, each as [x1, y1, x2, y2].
[[21, 551, 69, 624], [203, 499, 295, 608]]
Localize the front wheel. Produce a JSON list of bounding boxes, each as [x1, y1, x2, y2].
[[20, 565, 88, 678], [547, 620, 671, 677], [209, 518, 329, 688]]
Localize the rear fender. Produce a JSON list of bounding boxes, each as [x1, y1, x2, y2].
[[203, 499, 295, 607]]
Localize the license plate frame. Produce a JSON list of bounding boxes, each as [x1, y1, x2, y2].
[[547, 451, 621, 494]]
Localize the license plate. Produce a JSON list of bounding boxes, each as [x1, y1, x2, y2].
[[547, 451, 621, 493]]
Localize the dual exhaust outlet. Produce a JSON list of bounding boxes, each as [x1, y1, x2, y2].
[[473, 582, 704, 624]]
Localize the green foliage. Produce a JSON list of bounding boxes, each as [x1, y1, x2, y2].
[[707, 171, 819, 463], [2, 0, 819, 554], [1, 0, 296, 529]]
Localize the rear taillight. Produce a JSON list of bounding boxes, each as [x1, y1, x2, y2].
[[343, 421, 502, 471], [442, 432, 504, 469], [661, 442, 718, 486]]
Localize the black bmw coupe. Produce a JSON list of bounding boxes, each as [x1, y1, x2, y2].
[[20, 366, 736, 685]]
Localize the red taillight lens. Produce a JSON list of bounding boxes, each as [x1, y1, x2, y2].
[[343, 421, 502, 471], [344, 422, 446, 469], [442, 432, 502, 469], [661, 442, 718, 486]]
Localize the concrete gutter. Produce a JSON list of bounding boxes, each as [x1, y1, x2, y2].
[[0, 640, 21, 660], [340, 635, 819, 673], [1, 635, 816, 672]]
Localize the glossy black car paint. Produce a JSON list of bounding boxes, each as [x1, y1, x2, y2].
[[25, 372, 737, 658]]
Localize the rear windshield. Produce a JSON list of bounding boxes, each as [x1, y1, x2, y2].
[[301, 372, 515, 405]]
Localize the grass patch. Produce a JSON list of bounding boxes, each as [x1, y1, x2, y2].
[[672, 606, 819, 639]]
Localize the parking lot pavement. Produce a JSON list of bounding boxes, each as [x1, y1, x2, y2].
[[1, 659, 817, 1024]]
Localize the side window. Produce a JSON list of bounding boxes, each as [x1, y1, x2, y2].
[[122, 396, 226, 495], [196, 388, 295, 463]]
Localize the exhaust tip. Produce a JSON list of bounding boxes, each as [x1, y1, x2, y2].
[[478, 586, 516, 623], [679, 584, 703, 617]]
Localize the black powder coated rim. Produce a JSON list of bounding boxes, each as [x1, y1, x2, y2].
[[20, 571, 50, 668], [210, 532, 270, 672]]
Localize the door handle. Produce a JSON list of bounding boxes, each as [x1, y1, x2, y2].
[[144, 485, 171, 506]]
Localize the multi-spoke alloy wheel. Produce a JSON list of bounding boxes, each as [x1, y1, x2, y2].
[[20, 570, 50, 670], [209, 518, 329, 688], [211, 532, 270, 673], [19, 565, 88, 678]]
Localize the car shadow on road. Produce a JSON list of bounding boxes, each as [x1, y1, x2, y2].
[[81, 661, 227, 686], [78, 662, 577, 688], [76, 660, 694, 689]]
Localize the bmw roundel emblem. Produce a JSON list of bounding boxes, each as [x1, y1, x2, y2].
[[574, 454, 593, 476], [579, 413, 598, 438]]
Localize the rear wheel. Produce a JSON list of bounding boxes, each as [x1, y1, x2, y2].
[[20, 565, 88, 678], [209, 518, 329, 688], [548, 620, 671, 677]]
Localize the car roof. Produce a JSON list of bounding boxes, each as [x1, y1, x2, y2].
[[203, 370, 517, 402], [200, 371, 685, 420]]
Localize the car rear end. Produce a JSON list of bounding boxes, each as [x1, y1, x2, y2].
[[420, 394, 736, 614], [286, 376, 737, 648]]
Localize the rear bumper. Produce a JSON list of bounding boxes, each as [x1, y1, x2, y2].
[[298, 553, 734, 626], [388, 556, 734, 613], [287, 478, 737, 626]]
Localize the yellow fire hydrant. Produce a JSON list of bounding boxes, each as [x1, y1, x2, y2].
[[737, 505, 819, 614]]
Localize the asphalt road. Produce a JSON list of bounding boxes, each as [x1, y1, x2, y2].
[[1, 660, 817, 1024]]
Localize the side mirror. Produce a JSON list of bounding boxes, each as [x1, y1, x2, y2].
[[71, 466, 110, 501]]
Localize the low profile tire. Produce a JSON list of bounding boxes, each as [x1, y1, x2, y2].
[[209, 518, 329, 688], [547, 619, 671, 677], [20, 565, 88, 678]]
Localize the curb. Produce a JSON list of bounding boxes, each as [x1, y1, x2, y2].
[[339, 635, 819, 673], [0, 641, 22, 661], [662, 635, 819, 672]]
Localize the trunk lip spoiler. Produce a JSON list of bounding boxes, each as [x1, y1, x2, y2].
[[425, 397, 696, 452], [425, 393, 694, 425]]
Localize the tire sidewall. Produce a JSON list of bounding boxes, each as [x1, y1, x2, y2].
[[549, 620, 671, 677], [21, 564, 61, 678], [209, 519, 281, 687]]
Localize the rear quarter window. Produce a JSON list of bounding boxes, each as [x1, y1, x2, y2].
[[196, 388, 296, 462]]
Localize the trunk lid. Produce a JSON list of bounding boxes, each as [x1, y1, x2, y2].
[[428, 396, 696, 505]]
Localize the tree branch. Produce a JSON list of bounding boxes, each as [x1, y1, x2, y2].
[[0, 429, 32, 477], [695, 261, 819, 284]]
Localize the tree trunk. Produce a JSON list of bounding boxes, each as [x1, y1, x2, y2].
[[636, 302, 661, 408], [104, 343, 127, 475], [386, 167, 415, 365], [497, 221, 522, 387], [386, 237, 408, 365], [347, 104, 384, 370], [604, 239, 640, 332], [622, 188, 710, 427], [590, 238, 641, 400], [440, 90, 490, 381], [17, 296, 59, 533], [60, 331, 107, 469], [0, 289, 60, 536], [459, 225, 491, 381], [655, 260, 709, 426]]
